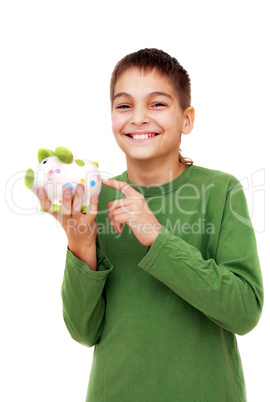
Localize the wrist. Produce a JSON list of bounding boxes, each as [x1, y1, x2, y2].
[[148, 223, 162, 246], [68, 242, 97, 271]]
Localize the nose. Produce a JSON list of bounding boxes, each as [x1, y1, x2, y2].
[[131, 105, 150, 126], [47, 170, 55, 180]]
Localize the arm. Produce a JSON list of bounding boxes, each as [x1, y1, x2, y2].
[[38, 183, 99, 270], [38, 184, 113, 345], [61, 246, 113, 347], [138, 185, 264, 335]]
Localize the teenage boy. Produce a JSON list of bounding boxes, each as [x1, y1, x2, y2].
[[38, 48, 263, 401]]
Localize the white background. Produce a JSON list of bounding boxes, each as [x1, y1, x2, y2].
[[1, 0, 269, 401]]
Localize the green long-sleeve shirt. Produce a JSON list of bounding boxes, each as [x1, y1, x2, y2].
[[61, 165, 263, 401]]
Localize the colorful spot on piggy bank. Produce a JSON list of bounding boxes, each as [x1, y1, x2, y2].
[[25, 146, 102, 212]]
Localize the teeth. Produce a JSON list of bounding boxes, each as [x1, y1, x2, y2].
[[133, 134, 148, 139], [131, 134, 156, 139]]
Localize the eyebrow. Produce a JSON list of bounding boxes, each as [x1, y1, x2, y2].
[[113, 91, 173, 101]]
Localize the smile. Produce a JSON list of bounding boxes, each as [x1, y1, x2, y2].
[[126, 132, 159, 140]]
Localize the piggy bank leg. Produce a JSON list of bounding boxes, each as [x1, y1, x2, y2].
[[50, 204, 62, 212]]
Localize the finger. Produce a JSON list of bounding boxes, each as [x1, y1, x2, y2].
[[108, 198, 131, 212], [112, 206, 141, 220], [102, 179, 140, 198], [108, 209, 125, 233], [109, 218, 123, 233], [71, 184, 85, 216], [110, 220, 124, 234], [61, 186, 72, 216], [108, 199, 143, 217], [114, 224, 124, 234], [86, 193, 99, 219], [37, 187, 52, 213]]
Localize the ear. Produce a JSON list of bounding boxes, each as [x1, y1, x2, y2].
[[38, 149, 56, 163], [55, 146, 73, 164], [25, 168, 35, 189], [182, 106, 195, 135]]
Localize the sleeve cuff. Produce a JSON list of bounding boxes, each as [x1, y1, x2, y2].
[[66, 247, 113, 279], [138, 226, 170, 272]]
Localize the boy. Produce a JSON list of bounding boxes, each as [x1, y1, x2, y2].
[[38, 48, 263, 401]]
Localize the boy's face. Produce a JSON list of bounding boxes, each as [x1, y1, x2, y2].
[[111, 67, 191, 167]]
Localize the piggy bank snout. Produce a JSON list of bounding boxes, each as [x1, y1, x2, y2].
[[47, 169, 55, 180]]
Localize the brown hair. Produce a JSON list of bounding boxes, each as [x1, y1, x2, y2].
[[110, 48, 193, 166]]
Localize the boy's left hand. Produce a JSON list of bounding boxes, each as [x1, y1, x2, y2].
[[103, 179, 162, 247]]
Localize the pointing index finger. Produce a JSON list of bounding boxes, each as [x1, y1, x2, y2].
[[102, 178, 140, 198]]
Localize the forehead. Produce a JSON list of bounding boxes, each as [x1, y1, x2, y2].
[[114, 67, 176, 97]]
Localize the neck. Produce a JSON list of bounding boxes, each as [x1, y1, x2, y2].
[[125, 157, 186, 186]]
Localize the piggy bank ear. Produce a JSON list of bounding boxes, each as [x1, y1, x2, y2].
[[55, 146, 73, 164], [38, 149, 56, 163]]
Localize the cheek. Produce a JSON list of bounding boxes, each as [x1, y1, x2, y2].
[[111, 113, 127, 135], [161, 110, 183, 134], [153, 114, 176, 133]]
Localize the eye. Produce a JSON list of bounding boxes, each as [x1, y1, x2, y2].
[[116, 104, 131, 109], [152, 102, 166, 108], [42, 159, 48, 164]]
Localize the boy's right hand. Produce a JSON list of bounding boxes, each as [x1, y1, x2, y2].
[[37, 183, 98, 270]]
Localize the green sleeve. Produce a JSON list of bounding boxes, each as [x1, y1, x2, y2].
[[139, 186, 264, 335], [61, 247, 113, 347]]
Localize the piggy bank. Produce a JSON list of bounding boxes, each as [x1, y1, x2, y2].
[[25, 146, 102, 212]]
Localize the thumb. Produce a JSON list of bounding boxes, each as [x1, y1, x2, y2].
[[87, 193, 99, 219]]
